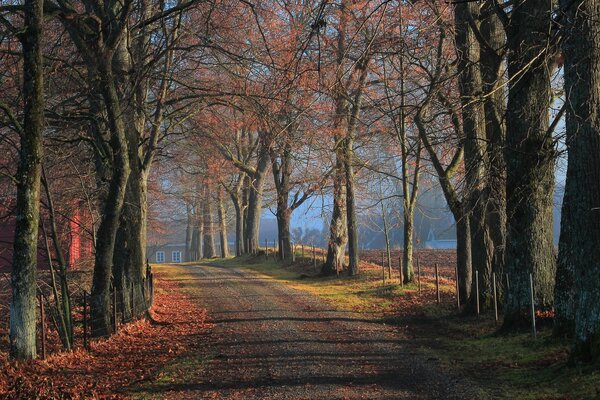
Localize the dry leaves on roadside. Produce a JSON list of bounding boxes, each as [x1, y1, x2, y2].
[[0, 274, 212, 399]]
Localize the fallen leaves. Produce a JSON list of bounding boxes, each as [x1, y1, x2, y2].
[[0, 273, 212, 399]]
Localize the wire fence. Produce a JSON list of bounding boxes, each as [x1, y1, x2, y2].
[[36, 266, 155, 359]]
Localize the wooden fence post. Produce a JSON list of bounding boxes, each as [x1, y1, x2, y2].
[[530, 273, 536, 339], [83, 291, 88, 350], [493, 272, 499, 324], [113, 287, 118, 334], [417, 256, 421, 295], [399, 256, 404, 288], [39, 293, 46, 360], [382, 251, 386, 286], [149, 273, 154, 306], [475, 270, 480, 317], [455, 264, 460, 310], [301, 243, 305, 258], [313, 244, 316, 269], [292, 243, 295, 262], [131, 283, 135, 321], [435, 263, 440, 304], [121, 288, 126, 325]]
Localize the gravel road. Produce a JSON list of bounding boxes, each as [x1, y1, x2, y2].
[[142, 262, 480, 400]]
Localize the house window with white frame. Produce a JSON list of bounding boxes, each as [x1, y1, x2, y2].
[[172, 251, 182, 263], [155, 251, 165, 263]]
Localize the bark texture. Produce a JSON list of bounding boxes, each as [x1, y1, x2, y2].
[[245, 144, 270, 253], [503, 0, 557, 328], [453, 1, 495, 311], [557, 0, 600, 361], [480, 1, 507, 300], [323, 157, 348, 275], [10, 0, 44, 359]]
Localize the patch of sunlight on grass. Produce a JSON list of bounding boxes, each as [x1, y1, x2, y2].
[[217, 255, 414, 316], [131, 354, 214, 399]]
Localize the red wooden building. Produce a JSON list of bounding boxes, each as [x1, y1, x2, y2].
[[0, 206, 94, 272]]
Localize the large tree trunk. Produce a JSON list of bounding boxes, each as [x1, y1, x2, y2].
[[245, 146, 269, 253], [277, 209, 292, 261], [456, 213, 472, 304], [218, 189, 229, 258], [344, 59, 368, 277], [480, 1, 507, 301], [557, 0, 600, 361], [10, 0, 44, 359], [90, 56, 131, 337], [112, 170, 145, 320], [232, 196, 245, 256], [323, 155, 347, 275], [453, 1, 494, 312], [554, 187, 575, 336], [503, 0, 557, 329], [271, 141, 296, 261], [345, 136, 359, 276]]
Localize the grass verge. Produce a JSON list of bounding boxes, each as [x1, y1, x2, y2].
[[214, 255, 600, 400]]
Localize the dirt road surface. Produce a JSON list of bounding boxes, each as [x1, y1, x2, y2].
[[132, 263, 479, 399]]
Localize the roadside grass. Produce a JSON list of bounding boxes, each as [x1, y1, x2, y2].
[[212, 255, 600, 400], [209, 254, 422, 314], [132, 353, 214, 400]]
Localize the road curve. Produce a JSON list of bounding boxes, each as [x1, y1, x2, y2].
[[138, 262, 479, 400]]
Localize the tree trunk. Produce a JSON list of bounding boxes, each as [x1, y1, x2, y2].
[[381, 201, 392, 279], [323, 155, 347, 275], [10, 0, 44, 359], [232, 197, 245, 256], [245, 145, 269, 253], [503, 0, 557, 329], [554, 188, 575, 336], [345, 136, 359, 276], [185, 204, 194, 262], [41, 168, 73, 349], [344, 60, 368, 277], [456, 213, 472, 304], [90, 58, 131, 337], [402, 208, 415, 283], [277, 209, 292, 261], [191, 224, 201, 261], [112, 215, 132, 316], [453, 1, 494, 312], [218, 190, 229, 258], [480, 1, 507, 301], [558, 0, 600, 361], [203, 188, 216, 258], [112, 173, 145, 319]]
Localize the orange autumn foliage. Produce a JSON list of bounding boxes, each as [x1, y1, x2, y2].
[[0, 275, 212, 399]]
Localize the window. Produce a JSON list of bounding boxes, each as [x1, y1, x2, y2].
[[155, 251, 165, 263], [172, 251, 182, 263]]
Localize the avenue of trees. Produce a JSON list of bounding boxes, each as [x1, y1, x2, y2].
[[1, 0, 599, 363]]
